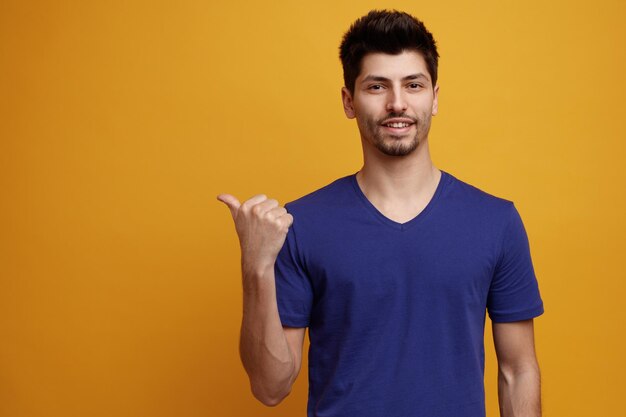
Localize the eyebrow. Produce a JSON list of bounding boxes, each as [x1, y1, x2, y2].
[[361, 73, 430, 83]]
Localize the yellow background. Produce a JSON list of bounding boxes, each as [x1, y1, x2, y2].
[[1, 0, 624, 416]]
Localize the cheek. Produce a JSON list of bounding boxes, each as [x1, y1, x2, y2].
[[356, 112, 379, 131], [354, 96, 384, 114], [355, 115, 370, 133]]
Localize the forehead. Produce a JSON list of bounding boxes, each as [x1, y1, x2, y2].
[[358, 50, 430, 82]]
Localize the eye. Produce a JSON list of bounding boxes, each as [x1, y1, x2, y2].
[[367, 84, 385, 91], [408, 83, 424, 89]]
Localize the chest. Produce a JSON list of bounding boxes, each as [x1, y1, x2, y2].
[[302, 224, 499, 317]]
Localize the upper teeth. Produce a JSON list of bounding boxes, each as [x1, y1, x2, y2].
[[386, 122, 410, 128]]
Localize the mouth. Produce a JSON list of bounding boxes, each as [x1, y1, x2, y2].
[[380, 119, 415, 134]]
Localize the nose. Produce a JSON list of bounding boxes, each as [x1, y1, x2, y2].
[[386, 87, 408, 113]]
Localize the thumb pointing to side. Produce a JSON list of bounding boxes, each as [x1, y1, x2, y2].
[[216, 193, 241, 220]]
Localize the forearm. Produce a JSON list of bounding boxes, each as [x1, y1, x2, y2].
[[239, 263, 295, 405], [497, 364, 542, 417]]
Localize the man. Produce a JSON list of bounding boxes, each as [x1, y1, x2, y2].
[[217, 9, 544, 417]]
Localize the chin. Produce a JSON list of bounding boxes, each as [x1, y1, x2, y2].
[[377, 143, 419, 157], [378, 137, 419, 154]]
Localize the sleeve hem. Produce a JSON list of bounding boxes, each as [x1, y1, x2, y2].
[[489, 304, 544, 323], [278, 313, 310, 328]]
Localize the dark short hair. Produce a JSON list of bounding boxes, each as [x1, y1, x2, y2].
[[339, 10, 440, 94]]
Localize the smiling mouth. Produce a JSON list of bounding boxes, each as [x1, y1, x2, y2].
[[380, 122, 415, 135], [383, 122, 413, 128]]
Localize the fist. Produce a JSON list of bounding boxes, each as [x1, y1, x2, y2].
[[217, 193, 294, 272]]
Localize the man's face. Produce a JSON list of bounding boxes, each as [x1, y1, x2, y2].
[[342, 50, 439, 157]]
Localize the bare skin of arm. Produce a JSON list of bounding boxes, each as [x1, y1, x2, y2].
[[218, 193, 306, 406], [492, 319, 542, 417]]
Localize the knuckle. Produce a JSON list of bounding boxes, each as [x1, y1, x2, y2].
[[251, 204, 263, 216], [242, 194, 266, 209], [272, 207, 287, 216]]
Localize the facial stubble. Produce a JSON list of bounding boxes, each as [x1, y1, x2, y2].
[[361, 112, 432, 157]]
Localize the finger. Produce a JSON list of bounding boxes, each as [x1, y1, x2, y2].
[[241, 194, 268, 210], [216, 193, 241, 219], [282, 213, 294, 228], [252, 198, 280, 215], [266, 205, 287, 219], [241, 194, 267, 212]]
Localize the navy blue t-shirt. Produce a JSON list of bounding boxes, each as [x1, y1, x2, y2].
[[274, 169, 544, 417]]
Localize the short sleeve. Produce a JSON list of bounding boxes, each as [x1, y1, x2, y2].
[[487, 203, 545, 323], [274, 205, 313, 327]]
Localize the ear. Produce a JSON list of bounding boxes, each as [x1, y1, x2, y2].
[[431, 83, 439, 116], [341, 87, 356, 119]]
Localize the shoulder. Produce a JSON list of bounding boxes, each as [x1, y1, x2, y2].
[[281, 173, 358, 239], [284, 173, 354, 215], [444, 170, 514, 209], [442, 170, 518, 226]]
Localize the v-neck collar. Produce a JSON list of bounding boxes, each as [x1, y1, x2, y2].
[[349, 169, 449, 232]]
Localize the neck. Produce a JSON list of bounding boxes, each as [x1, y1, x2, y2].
[[356, 136, 441, 204]]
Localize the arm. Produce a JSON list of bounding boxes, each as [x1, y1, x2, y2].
[[492, 319, 542, 417], [239, 264, 306, 406], [217, 193, 305, 406]]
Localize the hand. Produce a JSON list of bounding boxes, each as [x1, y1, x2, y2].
[[217, 193, 294, 273]]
